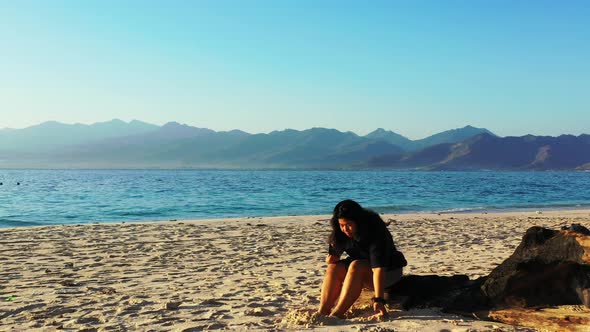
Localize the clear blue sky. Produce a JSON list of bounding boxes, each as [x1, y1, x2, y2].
[[1, 0, 588, 139]]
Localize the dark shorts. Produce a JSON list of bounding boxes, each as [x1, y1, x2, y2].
[[337, 257, 403, 288]]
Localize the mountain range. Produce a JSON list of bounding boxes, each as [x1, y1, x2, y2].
[[1, 120, 588, 170]]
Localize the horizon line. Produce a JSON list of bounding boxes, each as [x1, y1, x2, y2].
[[2, 119, 589, 139]]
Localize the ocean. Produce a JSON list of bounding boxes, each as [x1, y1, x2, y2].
[[1, 169, 589, 228]]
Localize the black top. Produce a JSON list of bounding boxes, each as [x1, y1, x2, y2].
[[328, 220, 404, 269]]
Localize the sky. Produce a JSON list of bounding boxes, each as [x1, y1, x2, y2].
[[1, 1, 588, 139]]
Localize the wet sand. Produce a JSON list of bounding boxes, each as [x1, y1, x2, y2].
[[1, 209, 589, 331]]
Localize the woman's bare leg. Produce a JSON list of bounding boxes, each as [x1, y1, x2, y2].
[[330, 260, 372, 318], [318, 263, 347, 315]]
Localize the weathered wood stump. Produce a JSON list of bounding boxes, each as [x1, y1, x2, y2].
[[481, 225, 590, 309], [386, 224, 590, 331]]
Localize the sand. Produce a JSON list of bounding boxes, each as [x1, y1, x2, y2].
[[1, 209, 590, 331]]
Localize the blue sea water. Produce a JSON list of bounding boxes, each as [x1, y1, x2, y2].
[[0, 169, 589, 228]]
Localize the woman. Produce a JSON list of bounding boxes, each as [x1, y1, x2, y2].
[[318, 199, 407, 318]]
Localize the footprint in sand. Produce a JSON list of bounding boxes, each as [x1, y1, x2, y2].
[[244, 307, 274, 317], [76, 315, 105, 325], [199, 299, 225, 307], [281, 308, 341, 327]]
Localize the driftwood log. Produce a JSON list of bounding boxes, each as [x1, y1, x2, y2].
[[386, 224, 590, 331]]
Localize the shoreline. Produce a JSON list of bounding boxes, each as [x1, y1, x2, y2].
[[3, 206, 590, 230], [2, 209, 590, 330]]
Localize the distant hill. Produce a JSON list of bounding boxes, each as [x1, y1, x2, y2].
[[364, 125, 493, 151], [24, 127, 403, 169], [368, 133, 590, 170], [215, 128, 404, 168], [1, 120, 588, 170], [410, 125, 495, 151], [0, 119, 158, 152], [364, 128, 413, 150]]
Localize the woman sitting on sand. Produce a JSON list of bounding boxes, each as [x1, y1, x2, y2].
[[318, 199, 406, 318]]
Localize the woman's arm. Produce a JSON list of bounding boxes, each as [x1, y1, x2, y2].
[[372, 267, 388, 316], [326, 254, 340, 264]]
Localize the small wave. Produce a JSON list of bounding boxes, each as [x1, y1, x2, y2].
[[496, 202, 590, 212], [434, 207, 487, 214], [118, 210, 168, 217], [0, 219, 44, 228], [426, 201, 590, 215], [115, 209, 172, 220], [434, 203, 590, 214], [369, 204, 426, 213]]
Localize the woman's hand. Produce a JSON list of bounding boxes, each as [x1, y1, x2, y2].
[[371, 267, 388, 319], [373, 302, 388, 318]]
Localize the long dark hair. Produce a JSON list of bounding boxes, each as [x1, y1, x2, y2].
[[328, 199, 385, 249]]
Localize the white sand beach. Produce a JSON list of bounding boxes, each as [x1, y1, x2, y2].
[[2, 209, 590, 331]]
